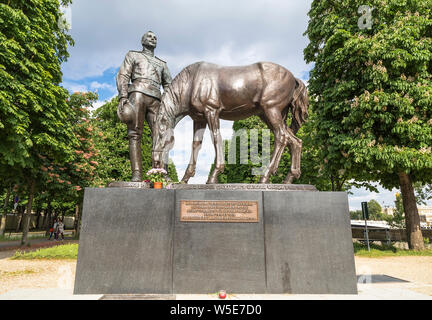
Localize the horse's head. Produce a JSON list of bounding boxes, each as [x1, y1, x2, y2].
[[152, 96, 175, 168]]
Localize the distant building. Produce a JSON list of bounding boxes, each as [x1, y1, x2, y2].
[[382, 206, 432, 226], [419, 206, 432, 225], [382, 207, 395, 216]]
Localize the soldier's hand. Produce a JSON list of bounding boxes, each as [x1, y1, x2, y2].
[[118, 98, 128, 114]]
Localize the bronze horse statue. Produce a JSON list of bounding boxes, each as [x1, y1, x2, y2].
[[152, 61, 309, 184]]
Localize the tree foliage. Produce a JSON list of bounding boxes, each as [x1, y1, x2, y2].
[[367, 199, 384, 220], [304, 0, 432, 188], [384, 192, 406, 228], [350, 199, 384, 220], [0, 0, 75, 173]]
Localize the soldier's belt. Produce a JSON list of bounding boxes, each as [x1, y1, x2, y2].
[[131, 77, 160, 87]]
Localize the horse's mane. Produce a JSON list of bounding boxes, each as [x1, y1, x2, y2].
[[161, 62, 201, 122]]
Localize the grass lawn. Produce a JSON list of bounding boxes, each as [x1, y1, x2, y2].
[[0, 234, 47, 242], [353, 242, 432, 257], [11, 243, 78, 260]]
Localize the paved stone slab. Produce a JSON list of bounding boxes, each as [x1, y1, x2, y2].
[[173, 190, 266, 293], [74, 188, 175, 294], [264, 191, 358, 294]]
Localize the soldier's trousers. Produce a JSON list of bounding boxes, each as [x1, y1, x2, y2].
[[127, 92, 160, 180]]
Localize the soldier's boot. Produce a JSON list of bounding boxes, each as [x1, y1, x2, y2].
[[129, 138, 142, 182]]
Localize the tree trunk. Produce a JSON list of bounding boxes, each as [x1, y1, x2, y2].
[[35, 208, 42, 230], [398, 172, 425, 250], [45, 206, 52, 236], [21, 179, 35, 246], [42, 209, 47, 230], [0, 185, 11, 236], [15, 206, 24, 232], [75, 203, 83, 238], [74, 204, 79, 236]]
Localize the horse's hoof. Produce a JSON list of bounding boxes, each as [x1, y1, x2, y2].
[[283, 177, 294, 184]]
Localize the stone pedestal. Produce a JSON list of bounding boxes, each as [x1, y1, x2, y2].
[[74, 187, 357, 294]]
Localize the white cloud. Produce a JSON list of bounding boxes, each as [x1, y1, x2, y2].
[[62, 0, 312, 81], [62, 81, 88, 93], [347, 186, 399, 211], [90, 94, 118, 112], [90, 81, 116, 92]]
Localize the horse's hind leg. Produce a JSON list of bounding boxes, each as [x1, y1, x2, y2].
[[258, 107, 290, 184], [283, 135, 302, 184], [204, 106, 224, 184], [181, 120, 206, 183]]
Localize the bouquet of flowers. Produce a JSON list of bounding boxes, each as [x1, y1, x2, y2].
[[146, 168, 168, 185]]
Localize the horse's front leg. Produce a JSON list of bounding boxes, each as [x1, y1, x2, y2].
[[181, 120, 206, 183], [205, 107, 224, 184]]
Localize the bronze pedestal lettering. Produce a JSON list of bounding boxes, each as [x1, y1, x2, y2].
[[180, 200, 259, 223]]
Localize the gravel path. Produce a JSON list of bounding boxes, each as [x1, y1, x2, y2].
[[0, 259, 76, 295]]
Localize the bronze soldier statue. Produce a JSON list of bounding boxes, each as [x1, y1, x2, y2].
[[116, 31, 172, 182]]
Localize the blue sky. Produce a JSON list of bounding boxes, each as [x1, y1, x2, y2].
[[63, 67, 117, 101], [60, 0, 430, 210]]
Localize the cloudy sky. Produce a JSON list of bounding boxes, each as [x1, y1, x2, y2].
[[60, 0, 430, 210]]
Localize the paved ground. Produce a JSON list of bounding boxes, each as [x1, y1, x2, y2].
[[0, 254, 431, 300]]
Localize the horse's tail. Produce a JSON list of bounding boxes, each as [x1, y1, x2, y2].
[[289, 78, 309, 134]]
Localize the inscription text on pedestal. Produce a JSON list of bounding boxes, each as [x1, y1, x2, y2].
[[180, 200, 259, 223]]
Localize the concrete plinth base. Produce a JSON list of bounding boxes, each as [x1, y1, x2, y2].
[[74, 188, 357, 294]]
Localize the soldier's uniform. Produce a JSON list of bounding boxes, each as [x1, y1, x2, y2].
[[116, 50, 172, 181]]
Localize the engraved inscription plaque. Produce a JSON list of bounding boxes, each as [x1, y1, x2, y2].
[[180, 200, 259, 223]]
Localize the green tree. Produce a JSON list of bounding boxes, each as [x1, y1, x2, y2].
[[304, 0, 432, 250], [350, 210, 363, 220], [385, 192, 406, 228], [367, 199, 383, 220], [414, 183, 432, 205], [0, 0, 75, 245], [37, 92, 100, 233]]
